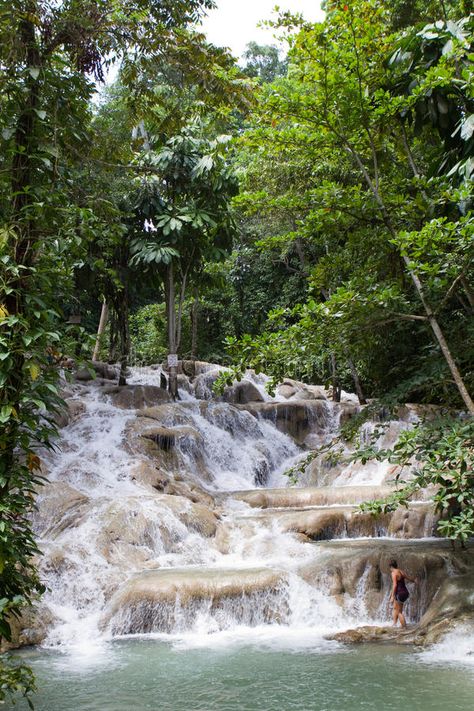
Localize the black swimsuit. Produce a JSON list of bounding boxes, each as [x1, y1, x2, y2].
[[395, 575, 409, 603]]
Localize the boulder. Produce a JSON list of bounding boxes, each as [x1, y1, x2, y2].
[[388, 504, 438, 538], [193, 370, 221, 400], [101, 384, 170, 409], [292, 389, 318, 401], [276, 380, 327, 401], [164, 360, 221, 377], [75, 361, 119, 382], [177, 374, 194, 395], [223, 380, 264, 405], [0, 605, 56, 652], [305, 385, 328, 400], [278, 384, 297, 399], [164, 479, 216, 508], [140, 425, 203, 452], [126, 416, 209, 480], [54, 398, 87, 429], [130, 461, 170, 492], [239, 401, 333, 444], [32, 482, 90, 538]]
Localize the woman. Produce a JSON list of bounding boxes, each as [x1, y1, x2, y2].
[[389, 559, 416, 628]]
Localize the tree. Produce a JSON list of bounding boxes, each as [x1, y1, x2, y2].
[[130, 124, 238, 397], [242, 42, 288, 83], [223, 1, 474, 411]]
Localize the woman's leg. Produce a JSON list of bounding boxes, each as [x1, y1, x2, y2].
[[392, 600, 399, 626], [393, 600, 406, 627], [398, 602, 406, 628]]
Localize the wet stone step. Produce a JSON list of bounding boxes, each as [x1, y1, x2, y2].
[[221, 485, 400, 509], [218, 503, 437, 541]]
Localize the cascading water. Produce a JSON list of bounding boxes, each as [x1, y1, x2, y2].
[[25, 365, 469, 673]]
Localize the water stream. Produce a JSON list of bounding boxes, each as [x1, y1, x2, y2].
[[7, 366, 474, 709]]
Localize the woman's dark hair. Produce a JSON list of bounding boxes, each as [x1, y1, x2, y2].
[[389, 559, 398, 569]]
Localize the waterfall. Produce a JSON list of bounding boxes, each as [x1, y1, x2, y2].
[[26, 366, 460, 659]]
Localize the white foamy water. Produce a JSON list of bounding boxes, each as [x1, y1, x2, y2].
[[33, 368, 429, 657], [419, 625, 474, 667]]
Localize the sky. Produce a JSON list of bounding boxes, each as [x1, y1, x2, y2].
[[200, 0, 324, 60]]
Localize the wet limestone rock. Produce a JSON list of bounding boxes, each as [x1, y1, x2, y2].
[[126, 416, 210, 481], [0, 606, 57, 652], [164, 479, 216, 509], [228, 484, 395, 509], [299, 539, 474, 623], [130, 461, 170, 492], [32, 482, 90, 538], [277, 379, 328, 402], [409, 570, 474, 646], [328, 626, 403, 645], [231, 504, 434, 541], [54, 398, 87, 428], [141, 425, 203, 452], [239, 401, 333, 444], [223, 380, 264, 404], [75, 361, 119, 382], [388, 504, 438, 538], [270, 507, 391, 540], [327, 569, 474, 648], [101, 567, 286, 635], [96, 494, 218, 566], [101, 384, 171, 410], [131, 462, 215, 508], [193, 370, 221, 400]]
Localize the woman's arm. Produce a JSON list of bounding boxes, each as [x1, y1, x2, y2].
[[401, 570, 416, 584], [390, 570, 397, 601]]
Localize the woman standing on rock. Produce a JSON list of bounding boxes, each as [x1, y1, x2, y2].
[[389, 560, 416, 628]]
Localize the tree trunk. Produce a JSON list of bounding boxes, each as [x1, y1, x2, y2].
[[108, 310, 119, 363], [191, 288, 199, 359], [176, 267, 188, 354], [407, 267, 474, 413], [331, 353, 341, 403], [165, 262, 179, 400], [347, 356, 366, 405], [461, 276, 474, 312], [117, 291, 130, 386], [92, 300, 109, 361]]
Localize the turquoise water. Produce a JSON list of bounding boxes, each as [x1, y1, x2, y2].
[[9, 639, 474, 711]]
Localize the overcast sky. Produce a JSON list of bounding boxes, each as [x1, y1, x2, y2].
[[200, 1, 324, 60]]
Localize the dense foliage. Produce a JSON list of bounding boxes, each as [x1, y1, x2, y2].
[[222, 2, 474, 412]]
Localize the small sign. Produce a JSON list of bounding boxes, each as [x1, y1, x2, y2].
[[167, 353, 178, 368]]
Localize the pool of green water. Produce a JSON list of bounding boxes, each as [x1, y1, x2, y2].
[[8, 638, 474, 711]]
